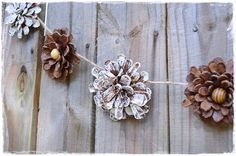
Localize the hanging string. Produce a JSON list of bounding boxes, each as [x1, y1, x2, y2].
[[37, 17, 52, 34], [38, 17, 187, 86], [148, 80, 187, 85], [76, 53, 103, 69]]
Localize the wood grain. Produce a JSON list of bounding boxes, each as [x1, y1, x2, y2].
[[167, 3, 233, 153], [95, 3, 169, 153], [2, 3, 44, 153], [36, 2, 96, 153]]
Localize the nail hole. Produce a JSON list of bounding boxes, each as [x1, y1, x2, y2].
[[193, 24, 198, 32], [115, 38, 120, 44], [30, 48, 34, 54], [86, 43, 90, 49], [153, 30, 159, 38]]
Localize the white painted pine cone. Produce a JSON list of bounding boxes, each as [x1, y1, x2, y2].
[[89, 54, 152, 121], [4, 3, 41, 39]]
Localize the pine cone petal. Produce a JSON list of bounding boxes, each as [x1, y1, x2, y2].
[[212, 111, 224, 122], [200, 100, 211, 111], [221, 107, 229, 116], [44, 64, 51, 70], [202, 109, 213, 118], [226, 59, 233, 74], [182, 57, 234, 125], [131, 104, 145, 119], [216, 62, 226, 74]]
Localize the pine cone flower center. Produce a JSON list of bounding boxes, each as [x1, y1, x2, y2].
[[211, 88, 226, 104]]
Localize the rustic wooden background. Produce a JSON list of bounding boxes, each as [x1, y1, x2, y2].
[[2, 2, 233, 154]]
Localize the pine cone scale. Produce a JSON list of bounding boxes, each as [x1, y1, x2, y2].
[[195, 94, 205, 102], [226, 59, 233, 73], [212, 111, 224, 122], [200, 100, 211, 111], [48, 60, 56, 66], [221, 107, 229, 116]]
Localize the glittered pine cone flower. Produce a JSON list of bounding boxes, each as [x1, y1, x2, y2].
[[4, 3, 41, 39], [89, 54, 152, 121], [41, 28, 80, 80], [182, 57, 234, 124]]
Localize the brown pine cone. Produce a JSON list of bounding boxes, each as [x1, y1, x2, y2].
[[41, 28, 80, 80], [182, 57, 234, 124]]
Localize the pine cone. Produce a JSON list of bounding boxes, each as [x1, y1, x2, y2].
[[89, 54, 152, 121], [41, 28, 80, 80], [4, 3, 41, 39], [182, 57, 234, 124]]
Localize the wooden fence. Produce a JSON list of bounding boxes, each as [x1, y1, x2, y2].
[[2, 2, 233, 153]]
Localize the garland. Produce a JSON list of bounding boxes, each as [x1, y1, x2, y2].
[[4, 3, 234, 124]]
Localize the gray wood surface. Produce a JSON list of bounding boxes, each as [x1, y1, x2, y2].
[[2, 2, 234, 154], [66, 3, 97, 153], [2, 4, 45, 153], [36, 3, 96, 153], [95, 3, 169, 153], [167, 3, 233, 153]]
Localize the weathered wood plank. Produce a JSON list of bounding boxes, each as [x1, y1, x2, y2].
[[2, 3, 44, 153], [36, 2, 96, 153], [37, 3, 71, 152], [95, 3, 168, 153], [167, 3, 233, 153], [66, 3, 97, 153]]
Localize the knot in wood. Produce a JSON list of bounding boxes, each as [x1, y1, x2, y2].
[[17, 65, 27, 93]]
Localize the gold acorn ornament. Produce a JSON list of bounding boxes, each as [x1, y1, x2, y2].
[[182, 57, 234, 124], [41, 28, 80, 80]]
